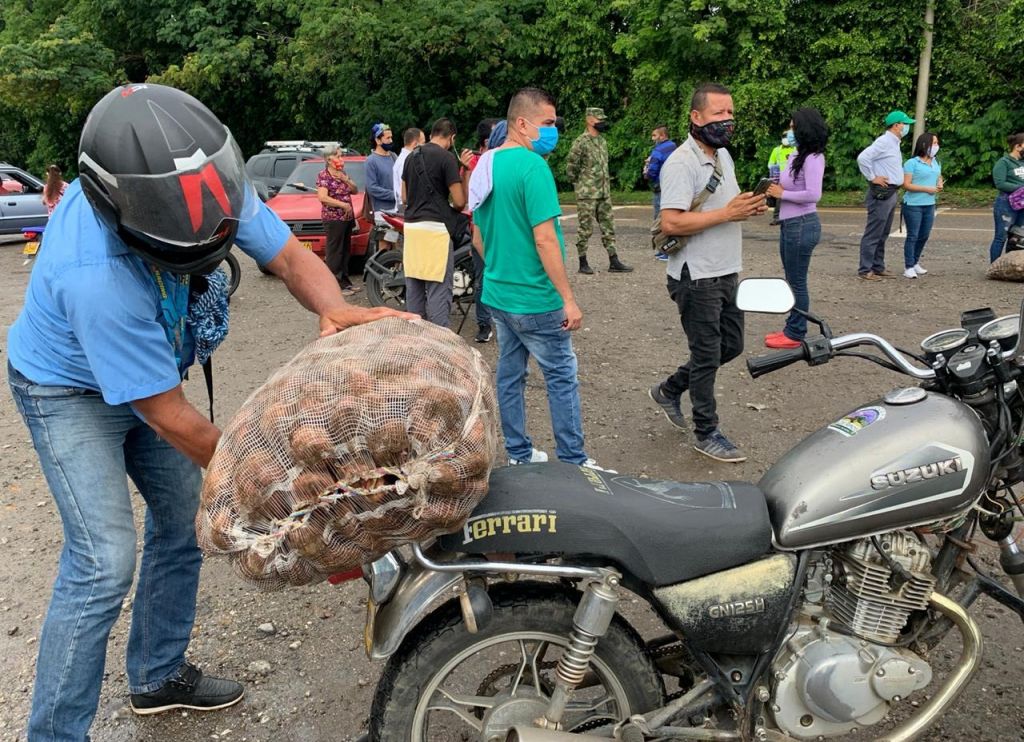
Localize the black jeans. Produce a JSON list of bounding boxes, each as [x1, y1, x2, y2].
[[662, 267, 744, 437], [325, 219, 354, 285]]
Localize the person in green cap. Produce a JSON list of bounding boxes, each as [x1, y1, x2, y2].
[[766, 126, 797, 225], [855, 109, 914, 280], [565, 106, 633, 274]]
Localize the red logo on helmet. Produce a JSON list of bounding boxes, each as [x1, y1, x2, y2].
[[178, 163, 233, 233], [120, 84, 148, 98]]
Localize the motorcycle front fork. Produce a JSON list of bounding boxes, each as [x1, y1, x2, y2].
[[535, 572, 622, 730]]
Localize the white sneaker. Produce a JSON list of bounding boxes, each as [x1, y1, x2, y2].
[[903, 268, 917, 279], [508, 448, 549, 466], [913, 263, 928, 275], [582, 458, 618, 473]]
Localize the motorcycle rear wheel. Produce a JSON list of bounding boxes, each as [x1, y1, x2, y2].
[[369, 582, 664, 742], [365, 249, 406, 308]]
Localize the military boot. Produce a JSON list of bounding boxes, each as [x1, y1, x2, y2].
[[578, 256, 594, 275], [608, 254, 633, 273]]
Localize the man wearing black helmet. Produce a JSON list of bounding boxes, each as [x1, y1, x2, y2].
[[6, 83, 412, 742]]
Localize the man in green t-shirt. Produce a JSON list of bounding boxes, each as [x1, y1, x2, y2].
[[473, 87, 604, 469]]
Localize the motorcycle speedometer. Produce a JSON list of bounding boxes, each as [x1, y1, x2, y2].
[[978, 315, 1019, 352], [920, 328, 969, 358]]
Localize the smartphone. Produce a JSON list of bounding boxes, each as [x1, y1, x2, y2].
[[752, 177, 772, 196]]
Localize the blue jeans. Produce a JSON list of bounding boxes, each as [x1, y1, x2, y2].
[[778, 213, 821, 341], [902, 204, 935, 269], [490, 307, 587, 464], [990, 194, 1024, 263], [652, 190, 661, 218], [8, 364, 203, 742]]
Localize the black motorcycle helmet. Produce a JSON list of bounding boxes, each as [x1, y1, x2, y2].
[[78, 83, 254, 274]]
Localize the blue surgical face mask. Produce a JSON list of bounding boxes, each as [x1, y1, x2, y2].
[[526, 120, 559, 155], [899, 124, 910, 138], [785, 130, 796, 147]]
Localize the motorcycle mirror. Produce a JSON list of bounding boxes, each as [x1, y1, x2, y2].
[[735, 277, 795, 314]]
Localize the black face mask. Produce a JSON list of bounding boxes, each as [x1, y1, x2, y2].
[[594, 121, 611, 133], [690, 119, 735, 148]]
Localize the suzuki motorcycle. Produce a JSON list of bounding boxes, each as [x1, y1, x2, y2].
[[349, 278, 1024, 741]]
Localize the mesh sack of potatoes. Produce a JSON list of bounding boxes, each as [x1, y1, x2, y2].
[[196, 317, 500, 590], [987, 247, 1024, 281]]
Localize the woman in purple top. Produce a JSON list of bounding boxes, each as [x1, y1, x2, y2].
[[765, 107, 828, 348], [316, 145, 361, 295]]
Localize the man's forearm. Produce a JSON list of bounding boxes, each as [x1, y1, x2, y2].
[[536, 239, 574, 305], [133, 388, 221, 468], [660, 207, 731, 237], [267, 238, 348, 315]]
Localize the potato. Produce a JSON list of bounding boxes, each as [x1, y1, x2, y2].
[[366, 420, 411, 467], [289, 425, 334, 467], [206, 509, 237, 552], [291, 471, 336, 509], [234, 450, 286, 513], [286, 523, 327, 559], [234, 548, 274, 581]]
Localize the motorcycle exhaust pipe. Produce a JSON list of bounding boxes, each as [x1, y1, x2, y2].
[[876, 590, 982, 742]]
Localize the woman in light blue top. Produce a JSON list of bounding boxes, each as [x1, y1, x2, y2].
[[901, 132, 943, 278]]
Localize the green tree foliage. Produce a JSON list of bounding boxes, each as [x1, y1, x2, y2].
[[0, 0, 1020, 190]]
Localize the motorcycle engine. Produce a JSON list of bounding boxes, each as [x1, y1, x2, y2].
[[452, 269, 473, 297], [770, 532, 935, 739]]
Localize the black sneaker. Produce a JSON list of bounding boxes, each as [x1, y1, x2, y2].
[[475, 324, 493, 343], [648, 383, 687, 431], [130, 662, 243, 716], [694, 430, 747, 463]]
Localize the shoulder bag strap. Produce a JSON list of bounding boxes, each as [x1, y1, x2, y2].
[[690, 150, 723, 214]]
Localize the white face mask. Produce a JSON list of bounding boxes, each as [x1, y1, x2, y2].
[[928, 144, 939, 157]]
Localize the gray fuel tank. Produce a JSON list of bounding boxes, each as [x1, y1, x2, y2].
[[760, 391, 990, 549]]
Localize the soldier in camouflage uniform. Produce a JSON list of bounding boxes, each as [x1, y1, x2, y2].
[[565, 107, 633, 274]]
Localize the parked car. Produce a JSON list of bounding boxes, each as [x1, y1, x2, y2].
[[245, 141, 359, 199], [0, 163, 49, 234], [264, 156, 372, 271]]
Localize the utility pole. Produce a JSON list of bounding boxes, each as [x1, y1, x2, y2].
[[914, 0, 935, 140]]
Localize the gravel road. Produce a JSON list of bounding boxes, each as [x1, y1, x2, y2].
[[1, 206, 1022, 741]]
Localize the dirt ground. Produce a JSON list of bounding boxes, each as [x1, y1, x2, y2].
[[1, 205, 1023, 742]]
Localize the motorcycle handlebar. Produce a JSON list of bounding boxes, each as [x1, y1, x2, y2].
[[747, 345, 808, 379], [746, 333, 942, 380]]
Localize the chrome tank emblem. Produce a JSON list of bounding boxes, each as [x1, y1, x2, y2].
[[884, 387, 928, 405]]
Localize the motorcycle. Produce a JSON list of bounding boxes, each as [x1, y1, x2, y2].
[[363, 212, 479, 331], [344, 278, 1024, 741]]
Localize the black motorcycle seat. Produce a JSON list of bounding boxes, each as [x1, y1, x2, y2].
[[436, 462, 772, 587]]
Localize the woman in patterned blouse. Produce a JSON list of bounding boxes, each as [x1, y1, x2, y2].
[[316, 145, 361, 295]]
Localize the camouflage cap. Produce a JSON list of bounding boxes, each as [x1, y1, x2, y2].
[[585, 107, 607, 121]]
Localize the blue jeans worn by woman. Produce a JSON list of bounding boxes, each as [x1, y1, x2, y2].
[[902, 203, 935, 269], [490, 307, 587, 464], [8, 364, 202, 742], [778, 212, 821, 341], [990, 193, 1024, 263]]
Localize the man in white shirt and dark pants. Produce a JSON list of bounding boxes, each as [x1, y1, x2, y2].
[[393, 127, 425, 209], [856, 110, 914, 281]]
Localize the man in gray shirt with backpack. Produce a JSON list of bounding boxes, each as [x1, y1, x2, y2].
[[647, 82, 766, 463]]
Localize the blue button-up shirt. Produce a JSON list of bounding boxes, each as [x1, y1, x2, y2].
[[857, 131, 904, 186], [8, 179, 291, 405]]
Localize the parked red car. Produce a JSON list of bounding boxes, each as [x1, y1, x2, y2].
[[264, 156, 372, 268]]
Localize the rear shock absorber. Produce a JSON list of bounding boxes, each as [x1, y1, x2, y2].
[[536, 571, 621, 729]]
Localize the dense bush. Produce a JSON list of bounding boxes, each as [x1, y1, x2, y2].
[[1, 0, 1020, 190]]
